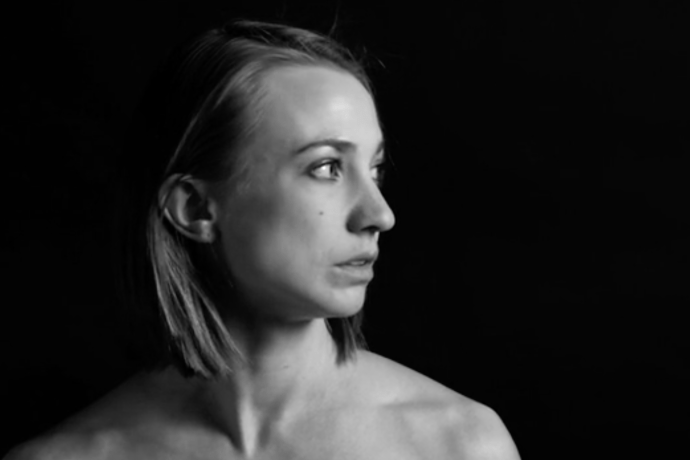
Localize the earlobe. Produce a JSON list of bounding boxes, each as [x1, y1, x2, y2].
[[159, 174, 217, 243]]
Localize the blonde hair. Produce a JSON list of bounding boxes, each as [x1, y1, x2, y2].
[[117, 20, 373, 378]]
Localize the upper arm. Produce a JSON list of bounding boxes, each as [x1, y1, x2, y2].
[[459, 404, 521, 460]]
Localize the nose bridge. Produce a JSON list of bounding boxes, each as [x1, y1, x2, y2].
[[349, 173, 395, 234]]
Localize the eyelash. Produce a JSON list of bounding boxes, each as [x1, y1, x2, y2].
[[310, 159, 386, 186]]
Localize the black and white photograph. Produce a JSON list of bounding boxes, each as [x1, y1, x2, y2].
[[2, 1, 688, 459]]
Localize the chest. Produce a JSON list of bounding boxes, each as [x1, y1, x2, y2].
[[245, 408, 460, 460], [125, 407, 462, 460]]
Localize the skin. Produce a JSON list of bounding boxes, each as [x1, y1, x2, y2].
[[5, 66, 520, 460], [211, 63, 394, 323]]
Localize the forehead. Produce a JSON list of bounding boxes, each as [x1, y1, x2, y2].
[[249, 65, 381, 155]]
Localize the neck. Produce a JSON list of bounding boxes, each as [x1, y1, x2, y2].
[[174, 317, 351, 456]]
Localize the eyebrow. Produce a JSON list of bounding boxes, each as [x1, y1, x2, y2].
[[294, 138, 385, 158]]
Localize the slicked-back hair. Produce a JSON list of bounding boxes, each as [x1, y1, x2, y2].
[[117, 20, 374, 378]]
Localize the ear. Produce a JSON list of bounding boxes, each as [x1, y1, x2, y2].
[[158, 174, 217, 243]]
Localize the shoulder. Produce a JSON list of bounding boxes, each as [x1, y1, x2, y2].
[[354, 350, 477, 408], [449, 402, 521, 460], [3, 373, 184, 460], [3, 430, 127, 460], [354, 351, 521, 460]]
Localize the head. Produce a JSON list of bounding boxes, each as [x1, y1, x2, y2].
[[119, 20, 394, 379]]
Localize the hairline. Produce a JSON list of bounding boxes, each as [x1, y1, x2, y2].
[[213, 58, 374, 193]]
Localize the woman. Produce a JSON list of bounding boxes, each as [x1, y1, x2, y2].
[[7, 20, 520, 460]]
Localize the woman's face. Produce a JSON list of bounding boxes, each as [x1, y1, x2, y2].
[[212, 65, 395, 321]]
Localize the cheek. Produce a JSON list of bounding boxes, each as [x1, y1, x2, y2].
[[221, 193, 335, 288]]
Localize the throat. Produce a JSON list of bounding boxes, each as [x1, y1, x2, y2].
[[192, 318, 350, 454]]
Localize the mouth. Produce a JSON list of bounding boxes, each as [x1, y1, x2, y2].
[[343, 260, 370, 266], [337, 260, 374, 270], [333, 252, 378, 283], [336, 252, 378, 267]]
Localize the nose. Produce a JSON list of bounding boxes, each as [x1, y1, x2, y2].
[[347, 180, 396, 235]]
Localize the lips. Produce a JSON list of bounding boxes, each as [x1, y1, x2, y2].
[[343, 260, 369, 266], [336, 251, 379, 267], [333, 251, 378, 284]]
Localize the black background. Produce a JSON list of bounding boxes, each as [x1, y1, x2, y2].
[[2, 1, 689, 458]]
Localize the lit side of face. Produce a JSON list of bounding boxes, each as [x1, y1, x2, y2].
[[212, 65, 395, 322]]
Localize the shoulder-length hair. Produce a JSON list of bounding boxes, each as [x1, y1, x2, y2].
[[116, 20, 375, 379]]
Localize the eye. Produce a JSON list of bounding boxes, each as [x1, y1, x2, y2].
[[372, 162, 387, 187], [310, 159, 342, 181]]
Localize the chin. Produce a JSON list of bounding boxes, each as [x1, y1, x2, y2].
[[236, 278, 369, 322], [316, 285, 368, 318]]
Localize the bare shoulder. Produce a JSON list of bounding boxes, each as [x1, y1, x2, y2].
[[449, 401, 521, 460], [3, 373, 176, 460], [356, 351, 521, 460], [3, 430, 126, 460]]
